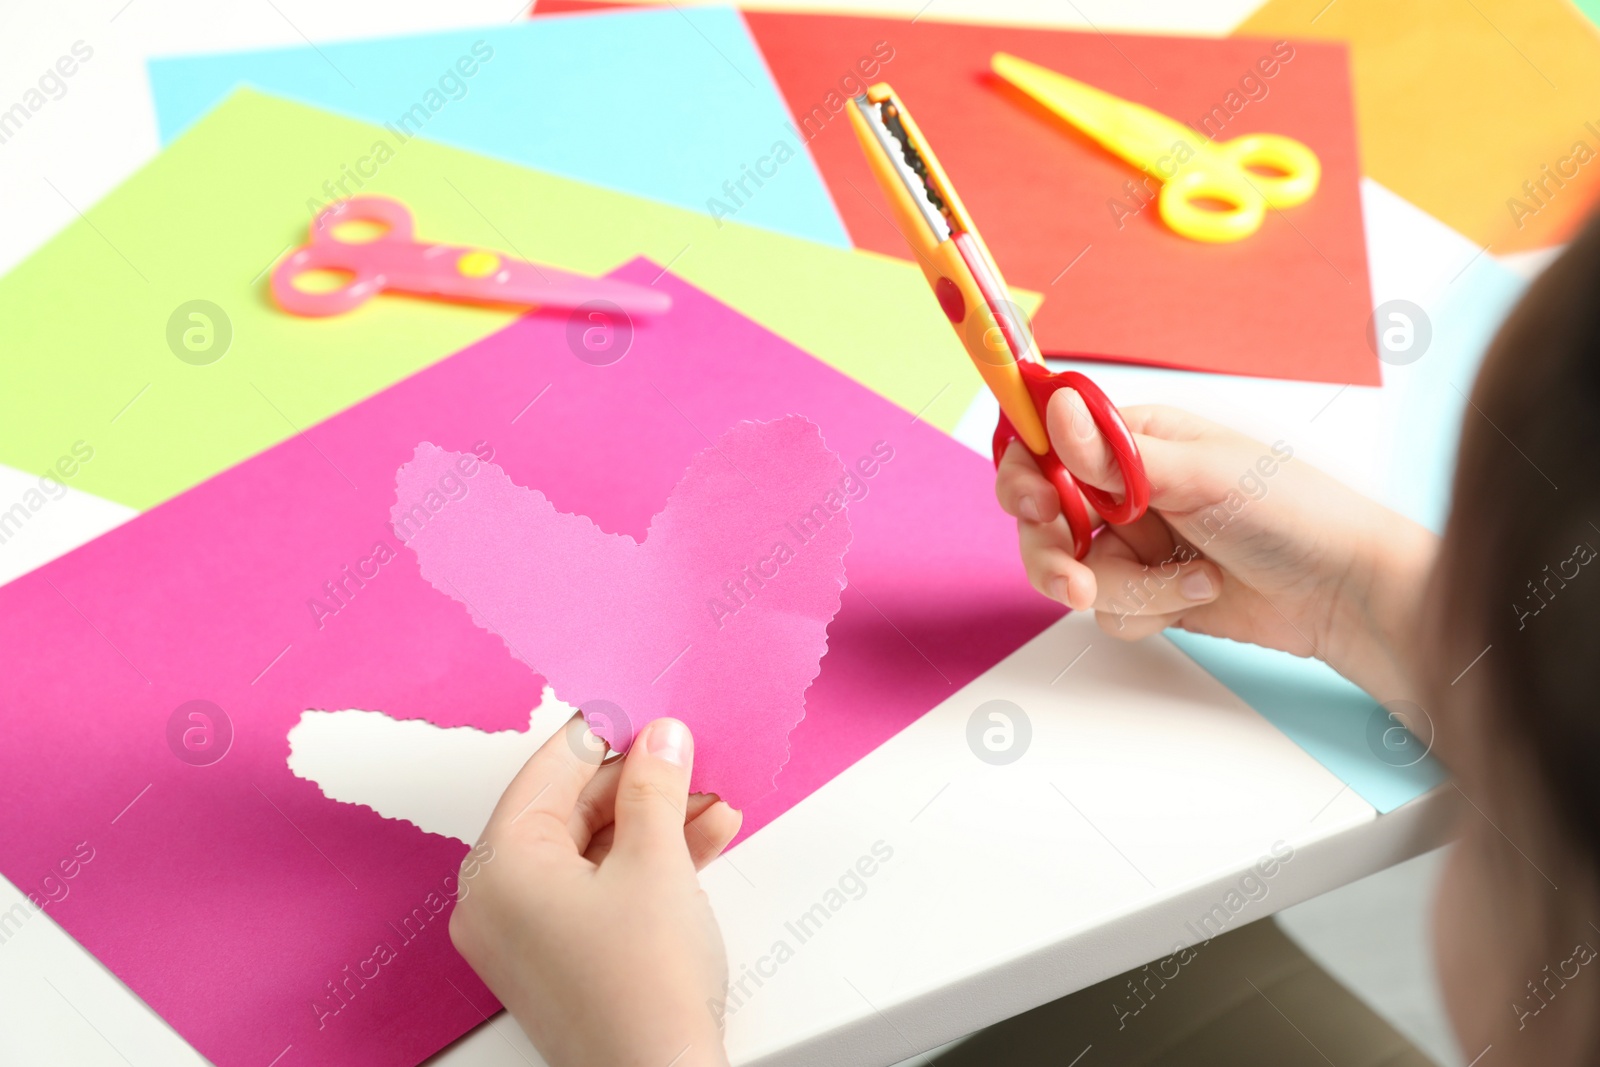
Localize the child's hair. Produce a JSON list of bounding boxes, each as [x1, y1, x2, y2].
[[1432, 210, 1600, 902]]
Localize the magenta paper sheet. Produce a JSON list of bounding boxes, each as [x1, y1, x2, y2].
[[396, 418, 853, 809], [0, 262, 1061, 1067]]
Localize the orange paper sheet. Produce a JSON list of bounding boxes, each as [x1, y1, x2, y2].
[[1239, 0, 1600, 252]]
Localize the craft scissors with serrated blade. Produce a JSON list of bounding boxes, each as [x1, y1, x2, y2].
[[847, 84, 1151, 558]]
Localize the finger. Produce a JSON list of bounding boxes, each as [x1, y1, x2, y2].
[[1107, 509, 1181, 566], [1087, 539, 1223, 639], [1018, 518, 1098, 611], [1046, 398, 1243, 515], [581, 792, 725, 866], [484, 713, 605, 839], [1115, 403, 1223, 445], [684, 800, 742, 870], [568, 760, 624, 854], [1046, 387, 1126, 497], [610, 717, 696, 868], [1097, 606, 1186, 641], [996, 440, 1061, 523]]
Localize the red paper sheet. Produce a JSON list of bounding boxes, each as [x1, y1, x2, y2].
[[0, 262, 1058, 1067], [538, 3, 1378, 385]]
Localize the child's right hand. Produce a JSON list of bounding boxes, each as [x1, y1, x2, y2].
[[449, 716, 737, 1067], [994, 393, 1437, 699]]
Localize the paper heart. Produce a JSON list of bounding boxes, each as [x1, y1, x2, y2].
[[391, 416, 853, 807]]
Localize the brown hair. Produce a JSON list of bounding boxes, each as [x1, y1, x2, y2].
[[1432, 211, 1600, 888]]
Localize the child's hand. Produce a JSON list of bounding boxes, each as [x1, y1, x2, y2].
[[450, 715, 739, 1067], [995, 395, 1437, 698]]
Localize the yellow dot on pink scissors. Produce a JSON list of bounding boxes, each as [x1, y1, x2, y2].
[[456, 251, 501, 278]]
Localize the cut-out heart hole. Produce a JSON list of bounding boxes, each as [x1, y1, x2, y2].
[[392, 416, 854, 807]]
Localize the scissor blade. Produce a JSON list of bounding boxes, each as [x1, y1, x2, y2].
[[992, 52, 1190, 170], [850, 94, 953, 243]]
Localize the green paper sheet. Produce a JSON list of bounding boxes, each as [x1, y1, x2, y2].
[[1, 90, 1026, 511]]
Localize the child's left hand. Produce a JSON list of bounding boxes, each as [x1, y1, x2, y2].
[[449, 715, 740, 1067]]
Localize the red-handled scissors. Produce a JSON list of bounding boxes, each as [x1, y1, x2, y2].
[[993, 363, 1150, 558], [846, 85, 1150, 558], [271, 196, 672, 319]]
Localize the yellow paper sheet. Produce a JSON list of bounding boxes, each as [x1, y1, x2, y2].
[[0, 90, 1038, 510], [1240, 0, 1600, 251]]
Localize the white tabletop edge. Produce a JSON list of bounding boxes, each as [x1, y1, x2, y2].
[[741, 784, 1457, 1067]]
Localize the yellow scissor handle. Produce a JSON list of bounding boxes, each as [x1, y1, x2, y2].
[[1158, 168, 1266, 243], [1211, 133, 1321, 209], [1160, 134, 1321, 243]]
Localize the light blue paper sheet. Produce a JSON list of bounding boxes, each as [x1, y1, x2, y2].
[[1167, 631, 1451, 814], [1379, 259, 1528, 535], [147, 7, 849, 248]]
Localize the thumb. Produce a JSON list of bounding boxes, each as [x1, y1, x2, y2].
[[1046, 387, 1127, 498], [611, 717, 696, 867], [1045, 394, 1227, 515]]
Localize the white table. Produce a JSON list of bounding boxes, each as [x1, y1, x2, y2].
[[0, 2, 1484, 1064]]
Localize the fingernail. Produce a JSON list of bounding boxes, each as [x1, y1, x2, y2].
[[1048, 576, 1070, 603], [1181, 571, 1215, 601], [1019, 496, 1041, 522], [1068, 392, 1097, 442], [647, 718, 690, 766]]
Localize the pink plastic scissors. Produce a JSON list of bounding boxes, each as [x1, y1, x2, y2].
[[271, 196, 672, 318]]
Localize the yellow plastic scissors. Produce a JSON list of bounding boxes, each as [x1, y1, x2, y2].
[[992, 52, 1322, 244]]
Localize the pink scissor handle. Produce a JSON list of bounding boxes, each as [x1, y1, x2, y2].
[[311, 195, 417, 243], [271, 198, 417, 317], [270, 243, 385, 317], [270, 195, 672, 318]]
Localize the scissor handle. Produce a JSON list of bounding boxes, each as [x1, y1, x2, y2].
[[1158, 167, 1266, 244], [271, 194, 673, 319], [270, 241, 386, 316], [270, 197, 416, 316], [308, 195, 416, 244], [1215, 133, 1321, 209], [991, 363, 1150, 561], [1159, 133, 1321, 243]]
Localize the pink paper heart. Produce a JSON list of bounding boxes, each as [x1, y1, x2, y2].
[[391, 416, 853, 807]]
